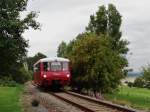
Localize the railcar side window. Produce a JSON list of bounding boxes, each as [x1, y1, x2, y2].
[[51, 62, 61, 71], [62, 62, 68, 71], [34, 63, 40, 72], [34, 66, 37, 72]]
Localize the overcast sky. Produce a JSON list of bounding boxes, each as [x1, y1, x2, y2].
[[23, 0, 150, 72]]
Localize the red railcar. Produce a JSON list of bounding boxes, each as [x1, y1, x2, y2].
[[33, 57, 71, 88]]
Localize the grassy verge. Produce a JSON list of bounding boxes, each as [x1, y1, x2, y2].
[[0, 85, 23, 112], [104, 86, 150, 110]]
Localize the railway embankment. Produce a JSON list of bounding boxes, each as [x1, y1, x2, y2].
[[22, 82, 149, 112]]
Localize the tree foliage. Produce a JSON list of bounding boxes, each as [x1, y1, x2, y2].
[[57, 41, 67, 57], [70, 33, 127, 92], [133, 77, 145, 88], [0, 0, 40, 82], [141, 65, 150, 88], [57, 4, 129, 93], [86, 4, 128, 54], [132, 65, 150, 89], [142, 65, 150, 83]]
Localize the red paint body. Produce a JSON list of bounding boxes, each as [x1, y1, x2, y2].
[[33, 58, 71, 87]]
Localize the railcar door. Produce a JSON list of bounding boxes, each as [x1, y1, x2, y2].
[[34, 63, 41, 85]]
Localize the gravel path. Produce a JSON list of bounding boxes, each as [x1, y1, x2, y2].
[[22, 82, 83, 112]]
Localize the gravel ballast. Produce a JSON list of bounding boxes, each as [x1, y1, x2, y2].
[[22, 82, 83, 112]]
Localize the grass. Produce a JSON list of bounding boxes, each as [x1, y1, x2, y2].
[[104, 86, 150, 110], [0, 85, 23, 112]]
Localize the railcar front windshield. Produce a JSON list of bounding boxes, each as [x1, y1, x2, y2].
[[62, 62, 69, 71], [42, 61, 69, 71], [51, 62, 62, 71]]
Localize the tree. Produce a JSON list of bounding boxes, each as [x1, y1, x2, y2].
[[141, 65, 150, 88], [86, 3, 129, 77], [0, 0, 40, 79], [86, 5, 107, 35], [133, 65, 150, 89], [142, 65, 150, 82], [27, 52, 47, 71], [57, 4, 129, 94], [57, 41, 67, 57], [68, 33, 126, 94], [133, 77, 145, 88], [86, 4, 129, 54]]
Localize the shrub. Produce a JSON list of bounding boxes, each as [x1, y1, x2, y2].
[[127, 82, 133, 87], [0, 66, 32, 85], [12, 67, 32, 84], [0, 76, 18, 87], [133, 77, 145, 88], [142, 65, 150, 89], [29, 70, 34, 80], [144, 82, 150, 89]]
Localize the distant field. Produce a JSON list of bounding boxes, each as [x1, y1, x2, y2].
[[0, 86, 23, 112], [104, 86, 150, 110]]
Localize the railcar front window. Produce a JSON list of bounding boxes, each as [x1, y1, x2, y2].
[[51, 62, 61, 71], [43, 62, 48, 71], [62, 62, 68, 71]]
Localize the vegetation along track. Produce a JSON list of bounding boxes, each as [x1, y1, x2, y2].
[[50, 91, 136, 112]]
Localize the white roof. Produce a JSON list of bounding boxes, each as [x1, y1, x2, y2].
[[34, 57, 70, 66]]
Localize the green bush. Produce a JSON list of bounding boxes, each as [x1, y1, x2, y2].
[[12, 67, 32, 84], [133, 77, 145, 88], [0, 77, 18, 87], [142, 65, 150, 89], [127, 82, 133, 87], [0, 66, 32, 85], [145, 82, 150, 89], [29, 70, 34, 80]]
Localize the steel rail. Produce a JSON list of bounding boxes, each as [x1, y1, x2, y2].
[[50, 92, 95, 112], [50, 91, 137, 112], [65, 91, 136, 112]]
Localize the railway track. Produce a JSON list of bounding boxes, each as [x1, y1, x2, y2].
[[50, 91, 136, 112]]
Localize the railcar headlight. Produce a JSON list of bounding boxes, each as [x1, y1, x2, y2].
[[67, 74, 70, 78], [43, 74, 47, 78]]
